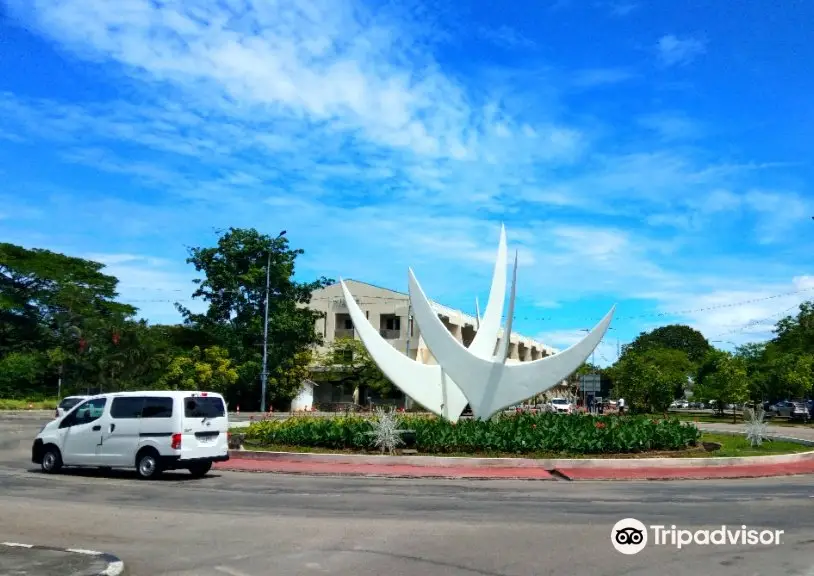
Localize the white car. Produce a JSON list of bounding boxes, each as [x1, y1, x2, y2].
[[548, 398, 573, 413], [55, 395, 89, 419], [33, 390, 230, 479]]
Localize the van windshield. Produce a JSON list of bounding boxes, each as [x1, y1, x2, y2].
[[184, 396, 225, 418]]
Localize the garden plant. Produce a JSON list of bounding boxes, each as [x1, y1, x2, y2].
[[242, 411, 701, 455]]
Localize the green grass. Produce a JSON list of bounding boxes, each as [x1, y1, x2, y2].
[[662, 412, 814, 428], [700, 433, 811, 457], [232, 432, 812, 459], [0, 398, 58, 410]]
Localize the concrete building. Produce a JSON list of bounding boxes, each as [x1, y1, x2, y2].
[[305, 280, 559, 407]]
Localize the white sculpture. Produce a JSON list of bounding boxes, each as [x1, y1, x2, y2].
[[407, 254, 616, 420], [339, 225, 509, 422]]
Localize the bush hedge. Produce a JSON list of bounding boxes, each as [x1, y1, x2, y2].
[[0, 398, 58, 410], [243, 412, 701, 455]]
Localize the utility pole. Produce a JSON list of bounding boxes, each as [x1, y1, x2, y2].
[[260, 230, 286, 413], [260, 251, 271, 413]]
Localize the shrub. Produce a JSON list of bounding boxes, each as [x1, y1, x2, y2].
[[243, 412, 701, 455], [0, 398, 58, 410]]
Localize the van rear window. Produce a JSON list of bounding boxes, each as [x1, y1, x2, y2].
[[184, 396, 225, 418]]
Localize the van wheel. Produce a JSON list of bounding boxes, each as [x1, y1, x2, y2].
[[188, 462, 212, 478], [41, 446, 62, 474], [135, 449, 162, 480]]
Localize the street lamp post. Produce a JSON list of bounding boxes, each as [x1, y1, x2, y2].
[[260, 230, 286, 414]]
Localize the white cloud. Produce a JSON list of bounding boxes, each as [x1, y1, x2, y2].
[[537, 329, 621, 367], [1, 0, 812, 358], [571, 67, 636, 88], [477, 25, 536, 49], [608, 2, 639, 17], [637, 111, 703, 140], [657, 34, 707, 67]]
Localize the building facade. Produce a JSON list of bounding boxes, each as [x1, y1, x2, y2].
[[305, 280, 559, 407]]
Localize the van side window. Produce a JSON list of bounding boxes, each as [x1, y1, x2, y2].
[[110, 397, 145, 419], [142, 397, 173, 418], [60, 397, 107, 428]]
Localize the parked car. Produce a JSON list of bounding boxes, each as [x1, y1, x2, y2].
[[547, 398, 573, 414], [55, 395, 89, 419], [33, 390, 230, 479], [769, 401, 810, 420]]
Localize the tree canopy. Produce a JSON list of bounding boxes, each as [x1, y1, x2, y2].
[[3, 233, 814, 413], [0, 230, 331, 409], [622, 324, 712, 364], [607, 306, 814, 413]]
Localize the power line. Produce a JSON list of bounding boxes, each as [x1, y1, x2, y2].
[[118, 286, 814, 324]]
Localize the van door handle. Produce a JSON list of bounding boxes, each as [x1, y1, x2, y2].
[[109, 424, 116, 433], [92, 425, 101, 431]]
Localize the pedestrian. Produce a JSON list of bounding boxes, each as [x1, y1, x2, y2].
[[618, 397, 625, 415]]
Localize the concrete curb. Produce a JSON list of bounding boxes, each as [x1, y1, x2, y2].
[[229, 447, 814, 469], [1, 542, 126, 575]]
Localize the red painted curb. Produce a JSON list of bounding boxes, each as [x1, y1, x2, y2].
[[215, 458, 555, 479], [215, 457, 814, 481], [555, 460, 814, 480]]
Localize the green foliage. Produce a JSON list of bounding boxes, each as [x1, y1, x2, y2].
[[610, 348, 693, 413], [158, 346, 239, 392], [243, 412, 701, 454], [693, 350, 749, 414], [774, 301, 814, 354], [317, 337, 393, 395], [178, 228, 332, 408], [0, 231, 327, 405], [0, 351, 47, 398], [0, 398, 59, 410], [622, 324, 711, 364]]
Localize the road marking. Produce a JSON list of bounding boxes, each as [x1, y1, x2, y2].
[[2, 542, 34, 548], [215, 566, 253, 576]]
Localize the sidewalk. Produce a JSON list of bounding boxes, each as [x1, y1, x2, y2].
[[0, 543, 125, 575]]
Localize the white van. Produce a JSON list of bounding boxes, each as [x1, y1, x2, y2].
[[32, 391, 230, 479]]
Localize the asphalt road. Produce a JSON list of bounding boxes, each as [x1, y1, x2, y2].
[[1, 414, 813, 576]]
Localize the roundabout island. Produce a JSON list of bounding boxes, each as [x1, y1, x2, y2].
[[222, 411, 814, 481]]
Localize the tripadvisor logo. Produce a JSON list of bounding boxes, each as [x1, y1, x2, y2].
[[611, 518, 784, 554]]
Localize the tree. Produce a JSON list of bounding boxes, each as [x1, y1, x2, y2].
[[318, 337, 394, 399], [694, 350, 750, 421], [0, 351, 47, 399], [267, 350, 315, 402], [177, 228, 332, 409], [622, 324, 712, 365], [0, 243, 137, 396], [158, 346, 238, 392], [764, 351, 814, 401], [610, 347, 692, 413], [773, 301, 814, 355]]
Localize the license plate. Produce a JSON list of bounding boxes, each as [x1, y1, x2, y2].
[[196, 433, 217, 444]]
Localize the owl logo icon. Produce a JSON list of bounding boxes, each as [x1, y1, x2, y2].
[[611, 518, 648, 554]]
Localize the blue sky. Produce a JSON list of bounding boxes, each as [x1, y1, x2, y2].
[[2, 0, 813, 366]]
